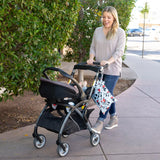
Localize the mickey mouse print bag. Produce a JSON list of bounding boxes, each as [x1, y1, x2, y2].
[[92, 79, 117, 115]]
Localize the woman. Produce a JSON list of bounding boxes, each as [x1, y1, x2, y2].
[[87, 6, 126, 134]]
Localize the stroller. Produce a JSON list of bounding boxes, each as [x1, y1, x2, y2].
[[32, 62, 108, 157]]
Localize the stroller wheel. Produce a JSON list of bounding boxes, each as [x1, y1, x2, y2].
[[90, 133, 100, 147], [57, 142, 70, 157], [33, 134, 46, 149]]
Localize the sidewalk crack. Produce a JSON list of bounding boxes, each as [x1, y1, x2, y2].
[[135, 86, 160, 104], [99, 142, 108, 160]]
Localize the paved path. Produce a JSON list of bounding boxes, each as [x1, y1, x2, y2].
[[0, 52, 160, 160], [109, 53, 160, 160], [127, 36, 160, 63]]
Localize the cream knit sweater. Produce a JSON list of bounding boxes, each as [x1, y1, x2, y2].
[[90, 26, 126, 76]]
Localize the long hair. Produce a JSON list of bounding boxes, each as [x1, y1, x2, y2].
[[102, 6, 119, 39]]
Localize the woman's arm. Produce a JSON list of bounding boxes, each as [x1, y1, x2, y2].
[[87, 54, 95, 65], [112, 28, 126, 60], [87, 29, 97, 65]]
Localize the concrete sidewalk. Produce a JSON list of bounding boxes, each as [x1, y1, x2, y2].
[[0, 53, 160, 160], [108, 53, 160, 160]]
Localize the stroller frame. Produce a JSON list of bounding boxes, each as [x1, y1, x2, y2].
[[32, 62, 108, 157]]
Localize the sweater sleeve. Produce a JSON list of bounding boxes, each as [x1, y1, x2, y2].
[[89, 29, 96, 56], [112, 28, 126, 60]]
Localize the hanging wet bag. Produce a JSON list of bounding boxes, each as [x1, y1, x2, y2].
[[92, 79, 117, 114]]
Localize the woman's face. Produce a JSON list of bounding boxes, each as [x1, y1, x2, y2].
[[102, 11, 114, 29]]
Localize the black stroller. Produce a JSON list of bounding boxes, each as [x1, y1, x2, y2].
[[32, 62, 108, 157]]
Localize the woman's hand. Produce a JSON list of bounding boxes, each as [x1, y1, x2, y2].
[[87, 59, 94, 65], [100, 60, 110, 66]]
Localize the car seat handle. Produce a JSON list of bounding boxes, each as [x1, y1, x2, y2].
[[42, 67, 85, 99], [42, 67, 72, 80]]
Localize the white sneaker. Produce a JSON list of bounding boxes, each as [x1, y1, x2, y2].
[[91, 120, 103, 134], [105, 115, 118, 130]]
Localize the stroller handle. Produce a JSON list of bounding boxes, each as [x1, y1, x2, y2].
[[73, 62, 108, 72], [93, 62, 108, 68]]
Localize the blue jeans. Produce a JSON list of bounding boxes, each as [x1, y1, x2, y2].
[[98, 74, 119, 121]]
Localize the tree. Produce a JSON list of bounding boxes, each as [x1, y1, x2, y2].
[[63, 0, 103, 81], [63, 0, 102, 63], [0, 0, 81, 101], [140, 2, 149, 58]]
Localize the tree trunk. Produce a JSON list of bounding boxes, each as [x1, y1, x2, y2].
[[142, 12, 145, 58], [78, 70, 84, 82]]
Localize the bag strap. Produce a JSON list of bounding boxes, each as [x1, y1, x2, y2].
[[98, 73, 104, 81]]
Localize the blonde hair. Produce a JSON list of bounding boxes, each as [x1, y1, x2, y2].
[[102, 6, 119, 39]]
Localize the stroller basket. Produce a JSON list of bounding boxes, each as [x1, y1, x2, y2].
[[39, 77, 79, 104], [37, 108, 94, 135]]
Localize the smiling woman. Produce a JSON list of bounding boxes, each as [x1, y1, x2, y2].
[[87, 6, 126, 134], [102, 6, 119, 40], [102, 12, 115, 31]]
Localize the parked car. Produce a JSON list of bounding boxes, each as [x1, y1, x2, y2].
[[127, 28, 143, 37]]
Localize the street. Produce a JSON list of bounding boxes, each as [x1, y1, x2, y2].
[[127, 35, 160, 63]]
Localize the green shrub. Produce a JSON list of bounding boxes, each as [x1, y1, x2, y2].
[[0, 0, 80, 101], [63, 0, 102, 63]]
